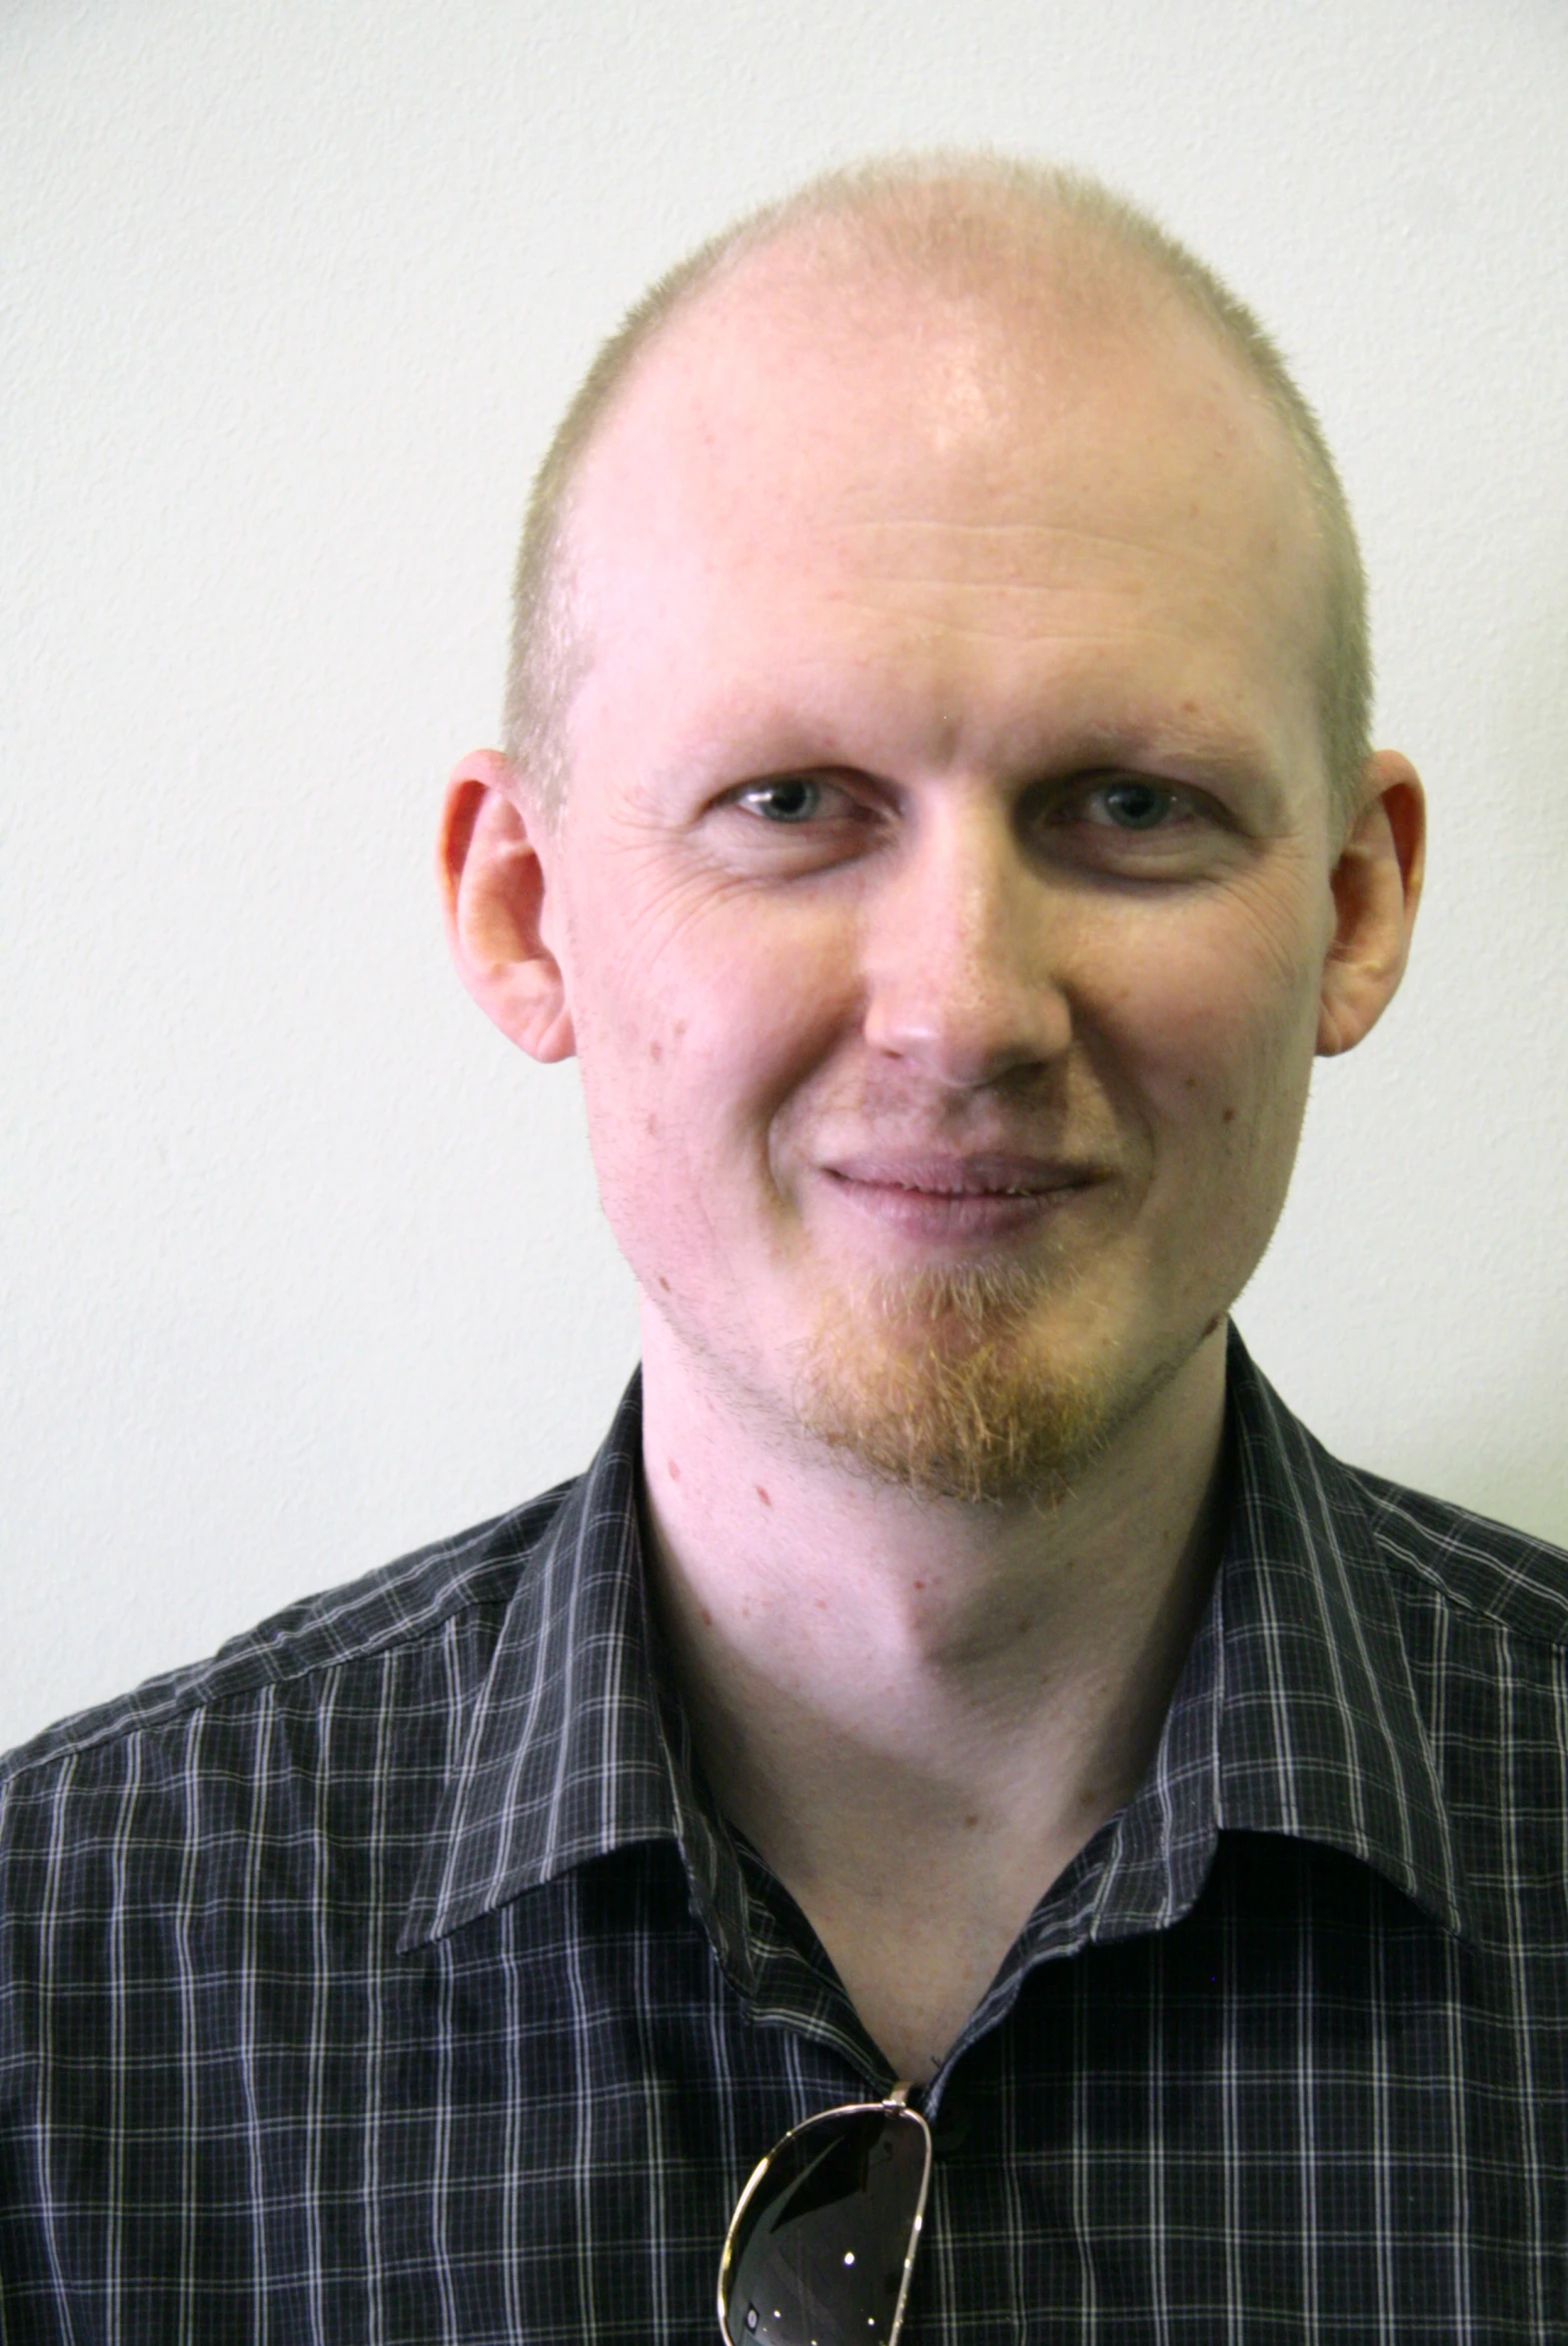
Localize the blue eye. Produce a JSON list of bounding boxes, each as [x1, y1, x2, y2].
[[741, 778, 825, 825], [1094, 780, 1176, 830]]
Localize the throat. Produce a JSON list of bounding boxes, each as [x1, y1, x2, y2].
[[769, 1797, 1117, 2084], [638, 1306, 1229, 2077]]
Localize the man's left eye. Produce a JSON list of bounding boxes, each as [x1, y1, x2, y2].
[[1084, 779, 1184, 830]]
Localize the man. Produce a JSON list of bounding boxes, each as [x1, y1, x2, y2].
[[1, 155, 1563, 2340]]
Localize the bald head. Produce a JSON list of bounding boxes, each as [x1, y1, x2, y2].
[[505, 156, 1369, 829]]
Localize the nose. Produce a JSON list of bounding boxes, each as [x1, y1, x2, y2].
[[859, 793, 1071, 1089]]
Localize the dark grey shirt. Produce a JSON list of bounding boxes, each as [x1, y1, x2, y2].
[[2, 1332, 1565, 2340]]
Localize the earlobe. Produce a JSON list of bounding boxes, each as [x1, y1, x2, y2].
[[1316, 752, 1426, 1058], [438, 751, 576, 1063]]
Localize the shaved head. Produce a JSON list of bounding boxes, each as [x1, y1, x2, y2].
[[505, 154, 1370, 831]]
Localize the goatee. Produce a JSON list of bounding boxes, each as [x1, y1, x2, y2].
[[792, 1259, 1132, 1506]]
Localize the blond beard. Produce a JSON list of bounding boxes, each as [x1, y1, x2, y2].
[[792, 1258, 1144, 1506]]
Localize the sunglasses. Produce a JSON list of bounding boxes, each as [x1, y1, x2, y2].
[[717, 2084, 933, 2346]]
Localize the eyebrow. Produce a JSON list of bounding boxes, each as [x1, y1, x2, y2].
[[1055, 709, 1303, 810], [641, 698, 1305, 826]]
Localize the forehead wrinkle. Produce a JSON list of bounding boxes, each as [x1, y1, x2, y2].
[[823, 452, 1316, 572], [831, 515, 1275, 557], [813, 594, 1251, 651], [807, 571, 1309, 673], [706, 510, 1302, 607], [813, 551, 1277, 606]]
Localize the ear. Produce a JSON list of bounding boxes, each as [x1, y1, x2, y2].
[[1316, 751, 1426, 1058], [438, 750, 576, 1063]]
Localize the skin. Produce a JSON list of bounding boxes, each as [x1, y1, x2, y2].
[[441, 240, 1424, 2081]]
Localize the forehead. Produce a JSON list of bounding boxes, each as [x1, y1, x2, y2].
[[564, 249, 1325, 783]]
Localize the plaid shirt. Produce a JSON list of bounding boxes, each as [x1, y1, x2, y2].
[[2, 1331, 1565, 2341]]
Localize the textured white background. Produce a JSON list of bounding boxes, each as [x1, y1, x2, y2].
[[4, 0, 1567, 1750]]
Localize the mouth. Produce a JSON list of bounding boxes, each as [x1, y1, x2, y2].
[[817, 1153, 1104, 1244]]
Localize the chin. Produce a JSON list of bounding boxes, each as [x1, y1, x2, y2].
[[789, 1260, 1183, 1507]]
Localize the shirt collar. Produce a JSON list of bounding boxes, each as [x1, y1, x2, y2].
[[401, 1371, 747, 1960], [1207, 1328, 1469, 1940], [402, 1331, 1472, 1956]]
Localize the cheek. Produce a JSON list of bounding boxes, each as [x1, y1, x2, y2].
[[566, 888, 860, 1219], [1096, 894, 1326, 1146]]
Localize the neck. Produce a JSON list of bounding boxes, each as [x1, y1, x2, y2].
[[642, 1312, 1227, 2078], [641, 1313, 1227, 1870]]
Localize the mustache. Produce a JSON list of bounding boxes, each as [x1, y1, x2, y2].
[[793, 1070, 1125, 1179]]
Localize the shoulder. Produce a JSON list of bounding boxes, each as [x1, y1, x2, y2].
[[0, 1476, 579, 1796], [1232, 1335, 1568, 1654], [1338, 1455, 1568, 1651]]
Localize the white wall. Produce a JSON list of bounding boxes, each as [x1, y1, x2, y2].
[[5, 0, 1566, 1751]]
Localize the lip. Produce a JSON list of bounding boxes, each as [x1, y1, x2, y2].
[[816, 1153, 1104, 1244]]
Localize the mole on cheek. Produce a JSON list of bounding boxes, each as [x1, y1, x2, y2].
[[1222, 1107, 1236, 1125], [755, 1485, 772, 1507]]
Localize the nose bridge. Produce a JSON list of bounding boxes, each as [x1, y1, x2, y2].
[[860, 787, 1069, 1084]]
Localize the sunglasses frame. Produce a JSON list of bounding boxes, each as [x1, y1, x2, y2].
[[717, 2085, 933, 2346]]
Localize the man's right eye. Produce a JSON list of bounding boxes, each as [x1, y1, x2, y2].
[[736, 777, 830, 824], [712, 772, 884, 869]]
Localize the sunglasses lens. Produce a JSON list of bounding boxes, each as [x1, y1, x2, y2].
[[721, 2105, 931, 2346]]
